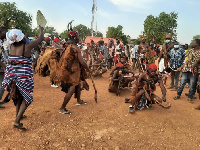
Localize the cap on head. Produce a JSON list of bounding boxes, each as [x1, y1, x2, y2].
[[67, 20, 79, 43], [117, 62, 123, 68], [68, 31, 79, 43], [45, 37, 50, 40], [54, 37, 60, 42], [148, 64, 157, 70]]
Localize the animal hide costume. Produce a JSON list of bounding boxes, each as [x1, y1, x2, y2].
[[35, 47, 58, 77], [48, 49, 62, 83], [131, 73, 163, 110], [54, 44, 88, 93]]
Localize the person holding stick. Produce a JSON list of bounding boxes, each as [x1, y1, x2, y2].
[[54, 23, 92, 114], [128, 64, 167, 112]]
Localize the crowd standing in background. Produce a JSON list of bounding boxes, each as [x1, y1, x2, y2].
[[1, 24, 200, 130]]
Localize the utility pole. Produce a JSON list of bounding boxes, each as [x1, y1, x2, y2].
[[91, 0, 97, 37]]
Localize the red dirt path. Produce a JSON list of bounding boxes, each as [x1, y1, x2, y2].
[[0, 70, 200, 150]]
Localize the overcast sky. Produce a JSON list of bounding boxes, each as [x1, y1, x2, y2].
[[2, 0, 200, 44]]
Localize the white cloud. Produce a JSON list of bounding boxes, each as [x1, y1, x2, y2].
[[110, 0, 159, 13], [185, 0, 200, 5]]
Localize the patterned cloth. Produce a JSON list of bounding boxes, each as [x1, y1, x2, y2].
[[101, 45, 110, 60], [137, 93, 152, 110], [1, 40, 10, 64], [0, 40, 4, 63], [148, 57, 155, 65], [168, 48, 185, 70], [182, 49, 200, 72], [0, 40, 6, 72], [2, 55, 34, 107]]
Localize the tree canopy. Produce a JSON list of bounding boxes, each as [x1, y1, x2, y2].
[[73, 24, 91, 41], [60, 29, 69, 40], [106, 25, 130, 45], [192, 35, 200, 40], [188, 34, 200, 47], [94, 31, 103, 37], [132, 37, 142, 45], [60, 24, 103, 41], [32, 26, 58, 37], [143, 12, 178, 44], [44, 26, 58, 36], [0, 2, 32, 34]]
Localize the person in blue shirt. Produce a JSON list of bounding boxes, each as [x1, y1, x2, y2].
[[25, 33, 31, 43], [168, 42, 185, 90]]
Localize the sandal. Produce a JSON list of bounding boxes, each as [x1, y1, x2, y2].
[[59, 109, 72, 114], [173, 95, 180, 100], [13, 123, 27, 131], [21, 115, 27, 120], [171, 88, 178, 91], [167, 86, 174, 89], [125, 98, 130, 103], [195, 105, 200, 110], [129, 105, 135, 113], [188, 98, 194, 104], [76, 100, 87, 106]]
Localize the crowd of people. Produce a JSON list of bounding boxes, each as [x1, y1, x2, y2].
[[0, 25, 200, 130]]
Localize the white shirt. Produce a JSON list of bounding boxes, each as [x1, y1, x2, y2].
[[131, 45, 139, 59]]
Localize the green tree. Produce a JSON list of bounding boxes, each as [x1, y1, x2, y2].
[[188, 34, 200, 48], [121, 35, 130, 45], [106, 25, 123, 40], [143, 12, 178, 44], [44, 26, 58, 36], [132, 37, 142, 45], [60, 29, 68, 39], [31, 27, 40, 37], [32, 26, 58, 37], [106, 25, 129, 44], [0, 2, 32, 34], [192, 35, 200, 40], [60, 24, 103, 41], [73, 24, 91, 41], [94, 31, 103, 37]]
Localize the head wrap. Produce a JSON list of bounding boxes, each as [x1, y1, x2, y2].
[[6, 29, 25, 45], [54, 37, 60, 42], [68, 31, 79, 43], [98, 54, 103, 59], [148, 64, 157, 70], [45, 37, 50, 40], [117, 62, 123, 68]]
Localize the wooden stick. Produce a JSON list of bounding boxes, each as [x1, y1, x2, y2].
[[90, 74, 97, 103]]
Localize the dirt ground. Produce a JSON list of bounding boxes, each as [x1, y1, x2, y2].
[[0, 69, 200, 150]]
